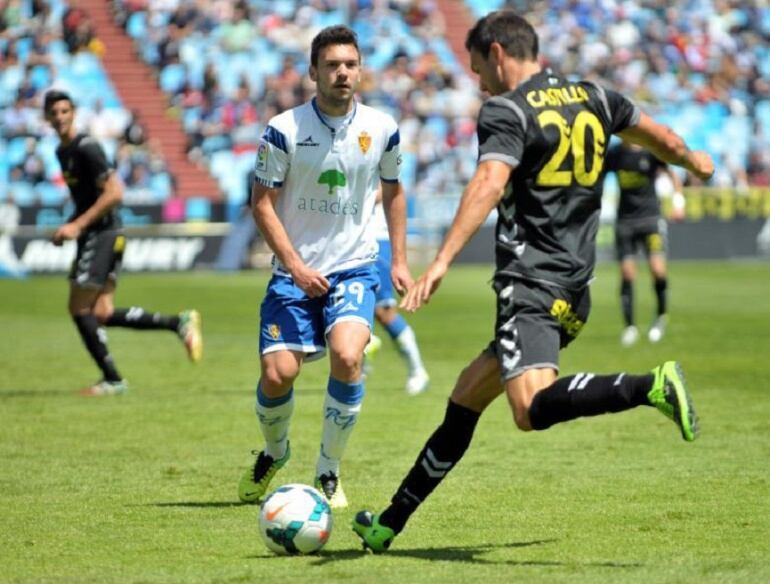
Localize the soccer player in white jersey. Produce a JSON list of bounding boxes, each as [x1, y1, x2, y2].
[[238, 25, 411, 508], [366, 196, 429, 395]]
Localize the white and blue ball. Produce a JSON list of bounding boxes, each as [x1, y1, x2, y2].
[[258, 484, 332, 555]]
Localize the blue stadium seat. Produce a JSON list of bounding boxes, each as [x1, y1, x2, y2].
[[160, 63, 187, 95], [7, 182, 36, 206], [126, 11, 147, 40], [36, 183, 67, 205], [185, 197, 212, 222]]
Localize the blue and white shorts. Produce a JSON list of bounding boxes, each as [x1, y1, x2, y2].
[[259, 264, 379, 361], [375, 239, 396, 308]]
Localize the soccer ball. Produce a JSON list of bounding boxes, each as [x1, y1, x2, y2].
[[258, 484, 332, 555]]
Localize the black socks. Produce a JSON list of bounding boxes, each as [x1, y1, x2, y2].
[[106, 307, 180, 331], [528, 372, 653, 430], [72, 314, 122, 382], [654, 277, 667, 317], [621, 278, 634, 327], [380, 400, 481, 534]]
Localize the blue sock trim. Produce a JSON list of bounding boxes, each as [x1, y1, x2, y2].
[[327, 377, 364, 405], [257, 383, 293, 407], [384, 315, 408, 339]]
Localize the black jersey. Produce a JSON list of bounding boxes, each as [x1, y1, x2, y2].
[[604, 144, 665, 222], [56, 133, 120, 232], [477, 69, 639, 289]]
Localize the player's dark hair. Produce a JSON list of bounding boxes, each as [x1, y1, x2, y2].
[[43, 89, 74, 114], [310, 25, 360, 67], [465, 10, 538, 61]]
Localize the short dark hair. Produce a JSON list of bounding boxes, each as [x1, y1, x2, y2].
[[43, 90, 74, 114], [465, 10, 538, 61], [310, 25, 360, 67]]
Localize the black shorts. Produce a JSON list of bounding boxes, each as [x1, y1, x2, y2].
[[615, 217, 667, 261], [68, 229, 125, 288], [486, 277, 591, 381]]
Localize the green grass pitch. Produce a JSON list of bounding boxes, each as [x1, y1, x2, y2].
[[1, 262, 769, 583]]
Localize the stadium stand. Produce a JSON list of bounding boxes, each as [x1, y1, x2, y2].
[[3, 0, 768, 215], [465, 0, 770, 188], [107, 0, 482, 214], [0, 0, 179, 206]]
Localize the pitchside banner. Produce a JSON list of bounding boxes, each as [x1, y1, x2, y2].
[[437, 187, 770, 263], [10, 225, 227, 273]]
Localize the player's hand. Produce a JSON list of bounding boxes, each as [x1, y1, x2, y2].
[[52, 222, 81, 246], [688, 151, 714, 181], [399, 259, 448, 312], [291, 264, 330, 298], [390, 262, 413, 296]]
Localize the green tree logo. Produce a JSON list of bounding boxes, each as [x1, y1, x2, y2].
[[318, 169, 347, 195]]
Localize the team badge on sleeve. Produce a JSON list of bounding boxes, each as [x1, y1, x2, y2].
[[358, 131, 371, 154], [256, 142, 269, 172]]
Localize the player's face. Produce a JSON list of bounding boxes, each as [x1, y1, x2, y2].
[[469, 47, 505, 96], [46, 99, 76, 138], [311, 43, 361, 112]]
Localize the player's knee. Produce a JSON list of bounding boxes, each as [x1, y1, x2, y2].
[[512, 406, 534, 432], [68, 302, 91, 317], [261, 364, 297, 394], [92, 306, 113, 324], [375, 305, 396, 324], [330, 346, 362, 374]]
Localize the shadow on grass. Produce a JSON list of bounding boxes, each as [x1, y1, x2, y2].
[[151, 501, 247, 508], [0, 389, 73, 398], [250, 540, 643, 569]]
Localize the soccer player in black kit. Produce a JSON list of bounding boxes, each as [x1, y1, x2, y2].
[[44, 91, 203, 396], [604, 142, 684, 347], [352, 11, 714, 552]]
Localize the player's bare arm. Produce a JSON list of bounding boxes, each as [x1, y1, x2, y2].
[[251, 182, 330, 297], [401, 159, 512, 312], [619, 112, 714, 180], [381, 182, 411, 295], [52, 172, 122, 246]]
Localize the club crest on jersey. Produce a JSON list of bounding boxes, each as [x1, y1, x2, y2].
[[256, 142, 268, 171], [358, 131, 371, 154], [268, 324, 281, 340]]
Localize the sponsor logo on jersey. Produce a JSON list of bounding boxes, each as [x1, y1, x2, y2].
[[256, 142, 268, 171], [268, 324, 281, 340], [358, 131, 371, 154], [297, 135, 320, 147], [317, 169, 347, 195]]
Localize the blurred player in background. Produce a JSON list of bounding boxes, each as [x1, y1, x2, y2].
[[352, 10, 714, 552], [44, 90, 202, 396], [365, 192, 429, 396], [238, 25, 410, 508], [604, 141, 685, 346]]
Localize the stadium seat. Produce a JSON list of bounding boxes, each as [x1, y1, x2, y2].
[[36, 183, 67, 205], [185, 197, 212, 222]]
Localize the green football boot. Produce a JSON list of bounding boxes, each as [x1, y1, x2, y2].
[[238, 443, 290, 503], [351, 511, 395, 553], [648, 361, 699, 441], [178, 309, 203, 363]]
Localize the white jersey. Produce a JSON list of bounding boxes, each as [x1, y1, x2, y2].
[[372, 201, 390, 241], [254, 98, 401, 276]]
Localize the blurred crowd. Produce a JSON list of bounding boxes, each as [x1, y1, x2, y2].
[[108, 0, 481, 203], [2, 0, 770, 209], [496, 0, 770, 188], [1, 0, 174, 204]]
